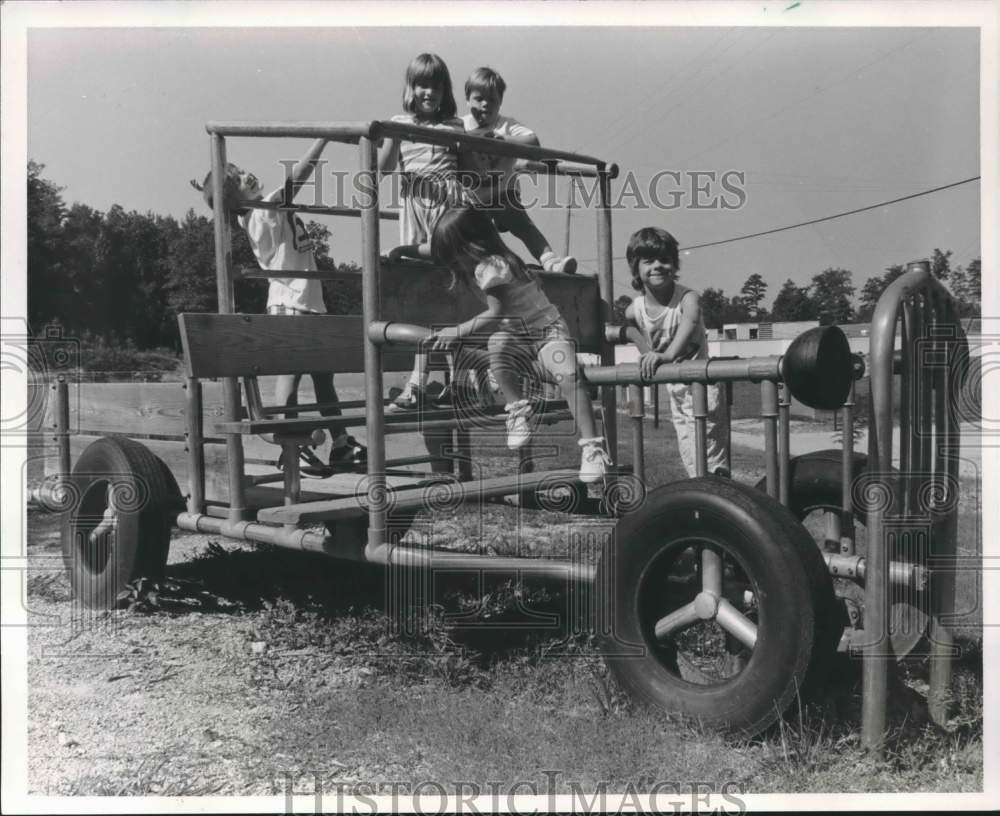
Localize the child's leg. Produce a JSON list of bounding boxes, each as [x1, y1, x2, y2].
[[498, 191, 577, 273], [275, 374, 302, 415], [704, 383, 731, 476], [537, 339, 598, 439], [310, 372, 345, 437], [487, 331, 528, 405], [504, 206, 553, 263], [666, 383, 698, 478]]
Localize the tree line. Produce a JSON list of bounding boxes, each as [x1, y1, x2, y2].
[[27, 161, 362, 351], [28, 161, 980, 350]]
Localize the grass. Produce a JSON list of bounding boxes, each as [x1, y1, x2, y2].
[[26, 411, 984, 795]]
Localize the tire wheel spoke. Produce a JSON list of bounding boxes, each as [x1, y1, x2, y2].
[[654, 601, 701, 640], [715, 598, 758, 649]]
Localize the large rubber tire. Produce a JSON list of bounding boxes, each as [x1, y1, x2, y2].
[[755, 449, 869, 525], [760, 450, 927, 660], [596, 477, 833, 735], [61, 437, 179, 609]]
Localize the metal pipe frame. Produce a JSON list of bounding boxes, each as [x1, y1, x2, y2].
[[862, 260, 967, 752], [358, 135, 386, 560], [761, 381, 779, 499], [595, 164, 619, 466], [54, 377, 71, 482], [204, 120, 615, 176], [627, 384, 645, 483], [184, 377, 205, 515], [209, 133, 247, 522], [175, 511, 595, 582], [242, 200, 400, 221], [692, 382, 708, 478], [778, 383, 791, 506]]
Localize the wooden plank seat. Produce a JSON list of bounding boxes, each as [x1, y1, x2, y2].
[[257, 468, 584, 525]]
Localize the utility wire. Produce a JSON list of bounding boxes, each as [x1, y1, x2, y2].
[[577, 175, 980, 261], [682, 176, 980, 251]]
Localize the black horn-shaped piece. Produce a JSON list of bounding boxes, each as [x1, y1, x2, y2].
[[780, 325, 852, 410]]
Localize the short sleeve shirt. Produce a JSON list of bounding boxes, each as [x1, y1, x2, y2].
[[238, 207, 326, 314], [461, 114, 536, 188], [391, 113, 464, 177]]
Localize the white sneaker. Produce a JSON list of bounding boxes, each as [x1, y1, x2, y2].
[[578, 437, 612, 483], [505, 399, 533, 449], [541, 254, 578, 275]]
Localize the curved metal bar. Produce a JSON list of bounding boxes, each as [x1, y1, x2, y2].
[[861, 260, 969, 751]]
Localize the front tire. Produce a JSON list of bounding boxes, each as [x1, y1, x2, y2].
[[595, 477, 833, 735]]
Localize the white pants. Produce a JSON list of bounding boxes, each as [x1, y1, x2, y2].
[[665, 382, 730, 478]]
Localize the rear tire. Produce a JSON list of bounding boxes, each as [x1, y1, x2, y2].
[[61, 437, 179, 609]]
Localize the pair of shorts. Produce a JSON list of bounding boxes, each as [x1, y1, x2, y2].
[[399, 175, 467, 245], [519, 317, 573, 356]]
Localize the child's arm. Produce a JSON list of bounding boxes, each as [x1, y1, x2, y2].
[[656, 291, 703, 362], [378, 138, 400, 174], [388, 243, 432, 262], [265, 138, 329, 203], [429, 291, 508, 350]]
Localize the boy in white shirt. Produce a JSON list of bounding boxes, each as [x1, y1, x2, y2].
[[194, 139, 365, 472], [460, 67, 577, 275]]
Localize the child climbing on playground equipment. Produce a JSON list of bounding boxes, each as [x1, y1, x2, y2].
[[460, 67, 577, 276], [624, 227, 729, 478], [193, 138, 366, 472], [428, 205, 612, 483], [379, 53, 469, 411]]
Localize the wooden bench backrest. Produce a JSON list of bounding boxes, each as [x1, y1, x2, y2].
[[179, 262, 605, 379]]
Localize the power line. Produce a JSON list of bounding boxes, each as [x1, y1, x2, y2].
[[576, 175, 980, 261], [682, 176, 980, 251]]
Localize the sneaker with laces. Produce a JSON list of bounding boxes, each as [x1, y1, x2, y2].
[[389, 382, 426, 412], [578, 437, 612, 483], [505, 399, 533, 449], [329, 435, 367, 472]]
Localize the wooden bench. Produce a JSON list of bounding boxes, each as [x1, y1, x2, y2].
[[176, 260, 607, 524]]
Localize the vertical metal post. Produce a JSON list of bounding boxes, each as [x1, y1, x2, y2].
[[54, 376, 71, 482], [760, 380, 779, 498], [778, 383, 790, 506], [595, 165, 618, 464], [652, 384, 660, 429], [184, 377, 205, 515], [563, 179, 574, 256], [692, 382, 708, 477], [840, 368, 858, 555], [281, 439, 301, 531], [862, 370, 891, 752], [627, 384, 645, 483], [210, 133, 246, 522], [359, 134, 386, 557], [928, 298, 961, 725], [724, 382, 733, 475]]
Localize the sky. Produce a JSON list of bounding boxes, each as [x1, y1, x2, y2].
[[19, 10, 985, 305]]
